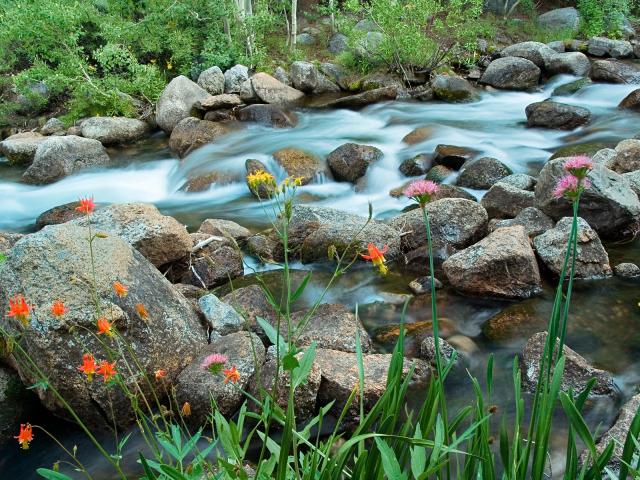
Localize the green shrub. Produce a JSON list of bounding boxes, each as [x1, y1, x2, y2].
[[578, 0, 631, 37]]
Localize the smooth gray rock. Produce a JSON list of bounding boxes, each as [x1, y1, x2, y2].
[[480, 57, 541, 90], [197, 66, 225, 95], [251, 72, 304, 105], [156, 75, 211, 133], [525, 101, 591, 130], [545, 52, 591, 76], [0, 132, 46, 165], [291, 61, 318, 93], [431, 74, 479, 102], [500, 41, 556, 68], [537, 7, 581, 32], [588, 37, 633, 58], [199, 294, 246, 335], [456, 157, 512, 189], [224, 64, 250, 93], [80, 117, 150, 145], [591, 59, 640, 83], [326, 143, 383, 182]]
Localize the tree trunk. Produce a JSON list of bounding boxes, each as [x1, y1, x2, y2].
[[291, 0, 297, 50]]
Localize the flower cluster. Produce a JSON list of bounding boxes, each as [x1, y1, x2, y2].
[[15, 423, 33, 449], [201, 352, 241, 384], [404, 179, 439, 207], [247, 170, 277, 195], [75, 197, 95, 215], [7, 294, 32, 326], [553, 155, 593, 201], [78, 353, 117, 382]]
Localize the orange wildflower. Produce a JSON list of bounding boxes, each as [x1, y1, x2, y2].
[[15, 423, 33, 449], [360, 243, 389, 275], [223, 365, 241, 384], [96, 361, 117, 382], [135, 303, 149, 320], [112, 281, 128, 298], [181, 402, 191, 417], [50, 300, 67, 318], [7, 294, 32, 326], [78, 354, 97, 381], [96, 317, 114, 337], [75, 197, 95, 215], [154, 369, 167, 380]]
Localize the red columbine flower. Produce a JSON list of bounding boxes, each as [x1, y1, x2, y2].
[[154, 369, 167, 380], [223, 365, 241, 384], [75, 197, 95, 215], [7, 295, 32, 326], [360, 243, 389, 275], [135, 303, 149, 320], [96, 361, 117, 382], [201, 353, 228, 374], [112, 282, 128, 298], [50, 300, 67, 318], [404, 179, 439, 207], [78, 354, 97, 381], [181, 402, 191, 417], [96, 317, 114, 337], [15, 423, 33, 450]]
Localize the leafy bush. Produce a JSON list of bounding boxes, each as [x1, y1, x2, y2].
[[578, 0, 631, 37]]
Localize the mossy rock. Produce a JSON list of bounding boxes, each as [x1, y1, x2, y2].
[[426, 164, 453, 182], [549, 141, 609, 160], [552, 77, 592, 96]]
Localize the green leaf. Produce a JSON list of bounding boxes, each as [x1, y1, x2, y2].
[[138, 454, 158, 480], [292, 342, 316, 389], [282, 351, 300, 372], [28, 380, 49, 391], [410, 424, 427, 479], [256, 316, 288, 353], [159, 464, 189, 480], [374, 437, 406, 480], [36, 469, 74, 480], [290, 271, 312, 303], [560, 392, 597, 456]]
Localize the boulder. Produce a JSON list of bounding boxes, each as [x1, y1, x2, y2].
[[610, 139, 640, 173], [313, 73, 341, 94], [290, 61, 318, 93], [489, 207, 555, 238], [289, 304, 371, 353], [433, 144, 478, 170], [239, 78, 260, 104], [0, 366, 32, 443], [500, 41, 556, 68], [175, 331, 265, 425], [0, 132, 46, 165], [199, 294, 246, 336], [320, 63, 348, 90], [588, 37, 633, 58], [618, 88, 640, 111], [41, 117, 65, 136], [156, 75, 211, 133], [251, 72, 304, 105], [481, 180, 535, 219], [399, 154, 430, 177], [245, 158, 275, 199], [354, 31, 385, 62], [178, 233, 243, 288], [22, 135, 111, 184], [456, 157, 512, 189], [168, 117, 231, 158], [0, 224, 207, 428], [197, 66, 225, 95], [248, 348, 321, 420], [297, 32, 316, 45], [314, 348, 428, 417], [236, 104, 298, 128], [198, 219, 251, 242], [443, 226, 542, 299], [625, 170, 640, 196], [613, 262, 640, 278], [317, 86, 396, 109], [288, 205, 402, 263], [501, 173, 537, 190], [590, 59, 640, 83], [535, 158, 640, 238], [328, 33, 349, 54], [552, 78, 592, 96], [537, 7, 581, 32], [80, 117, 151, 145], [525, 101, 591, 130], [430, 74, 479, 102], [545, 52, 591, 77], [389, 198, 488, 252], [70, 203, 192, 267], [402, 126, 433, 145], [273, 67, 291, 86], [480, 57, 541, 90], [224, 64, 250, 94], [533, 217, 612, 278], [221, 284, 277, 330], [0, 232, 24, 255], [419, 337, 457, 367], [35, 202, 84, 230], [273, 148, 323, 184], [522, 332, 616, 397], [196, 94, 242, 110], [326, 143, 383, 182]]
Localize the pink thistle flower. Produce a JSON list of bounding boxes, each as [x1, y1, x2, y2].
[[404, 179, 439, 206], [553, 174, 590, 201], [563, 155, 593, 179], [201, 353, 228, 374]]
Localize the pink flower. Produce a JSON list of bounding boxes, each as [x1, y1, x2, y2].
[[201, 353, 228, 374], [563, 155, 593, 179], [403, 179, 439, 206], [553, 174, 591, 200]]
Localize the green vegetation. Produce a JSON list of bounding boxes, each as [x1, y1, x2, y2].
[[578, 0, 633, 37]]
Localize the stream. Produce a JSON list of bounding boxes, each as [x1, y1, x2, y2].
[[1, 74, 639, 478]]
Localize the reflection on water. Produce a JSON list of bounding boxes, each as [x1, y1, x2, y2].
[[1, 75, 639, 477]]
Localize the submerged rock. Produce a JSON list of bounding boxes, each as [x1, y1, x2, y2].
[[169, 117, 231, 158], [156, 75, 211, 133], [522, 332, 617, 397], [273, 148, 323, 185], [22, 135, 111, 184], [80, 117, 151, 145], [480, 57, 540, 90], [533, 217, 612, 279], [0, 224, 207, 428], [443, 226, 542, 299], [326, 143, 383, 183], [525, 101, 591, 130], [175, 331, 265, 425], [236, 104, 298, 128], [408, 276, 444, 295]]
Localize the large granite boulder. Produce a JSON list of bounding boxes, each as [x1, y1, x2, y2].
[[168, 117, 231, 158], [590, 60, 640, 83], [545, 52, 591, 77], [0, 132, 46, 165], [251, 72, 304, 105], [500, 41, 556, 68], [0, 224, 207, 428], [480, 57, 540, 90], [224, 65, 250, 94], [80, 117, 151, 145], [443, 226, 542, 299], [326, 143, 383, 183], [537, 7, 581, 32], [525, 101, 591, 130], [430, 74, 479, 102], [197, 66, 225, 95], [588, 37, 633, 58], [156, 75, 211, 133], [22, 136, 111, 184]]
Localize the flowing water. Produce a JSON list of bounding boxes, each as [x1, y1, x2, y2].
[[1, 74, 640, 478]]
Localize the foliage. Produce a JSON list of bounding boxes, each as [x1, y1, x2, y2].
[[578, 0, 632, 37]]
